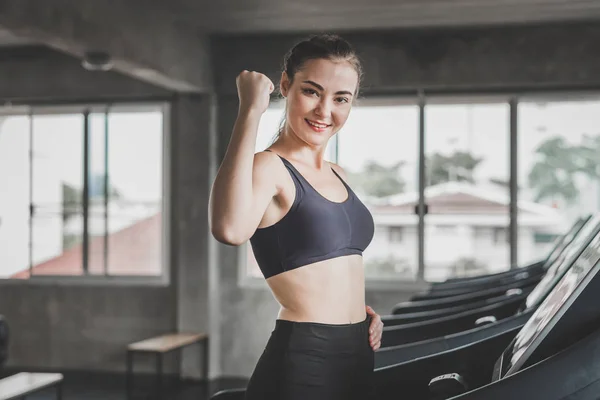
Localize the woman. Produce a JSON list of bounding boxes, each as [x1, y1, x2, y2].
[[209, 34, 384, 400]]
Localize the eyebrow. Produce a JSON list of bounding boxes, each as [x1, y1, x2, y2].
[[302, 80, 354, 96]]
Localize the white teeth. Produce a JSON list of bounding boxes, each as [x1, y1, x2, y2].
[[306, 119, 328, 128]]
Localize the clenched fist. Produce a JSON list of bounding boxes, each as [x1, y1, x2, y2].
[[236, 70, 275, 115]]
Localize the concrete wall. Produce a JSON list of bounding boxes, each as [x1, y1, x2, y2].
[[212, 22, 600, 95], [171, 93, 216, 378], [0, 284, 173, 371]]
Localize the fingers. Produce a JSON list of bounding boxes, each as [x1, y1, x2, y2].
[[368, 312, 384, 351], [370, 334, 381, 351], [370, 323, 382, 341]]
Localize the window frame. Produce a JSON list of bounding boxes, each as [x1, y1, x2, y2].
[[0, 101, 171, 286]]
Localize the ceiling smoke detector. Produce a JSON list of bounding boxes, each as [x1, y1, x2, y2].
[[82, 51, 113, 71]]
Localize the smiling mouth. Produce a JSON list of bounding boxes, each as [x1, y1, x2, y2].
[[305, 119, 331, 130]]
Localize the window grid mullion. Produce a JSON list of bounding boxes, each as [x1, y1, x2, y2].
[[82, 110, 90, 274], [103, 107, 110, 276]]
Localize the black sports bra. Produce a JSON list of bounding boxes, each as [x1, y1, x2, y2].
[[249, 150, 375, 279]]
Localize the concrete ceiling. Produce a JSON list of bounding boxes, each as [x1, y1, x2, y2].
[[164, 0, 600, 33], [1, 0, 599, 92]]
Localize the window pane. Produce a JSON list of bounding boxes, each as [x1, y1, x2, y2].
[[0, 116, 31, 278], [424, 102, 510, 281], [30, 114, 84, 276], [338, 103, 420, 280], [104, 108, 163, 276], [87, 112, 108, 275], [518, 99, 600, 264], [1, 105, 165, 280]]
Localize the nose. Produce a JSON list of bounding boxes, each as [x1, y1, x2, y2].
[[314, 98, 332, 119]]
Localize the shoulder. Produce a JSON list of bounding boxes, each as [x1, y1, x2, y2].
[[253, 150, 283, 172], [253, 150, 286, 192], [328, 161, 348, 181]]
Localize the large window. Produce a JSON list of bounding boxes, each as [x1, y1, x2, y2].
[[241, 94, 599, 282], [424, 101, 511, 281], [0, 104, 166, 279], [518, 98, 600, 265], [337, 101, 420, 280]]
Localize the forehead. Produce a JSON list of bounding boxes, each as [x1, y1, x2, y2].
[[295, 58, 358, 92]]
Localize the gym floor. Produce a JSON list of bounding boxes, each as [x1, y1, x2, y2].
[[0, 370, 247, 400]]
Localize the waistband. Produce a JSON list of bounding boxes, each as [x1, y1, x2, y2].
[[274, 315, 370, 334], [267, 315, 371, 354]]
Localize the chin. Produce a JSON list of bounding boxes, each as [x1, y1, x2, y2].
[[304, 129, 333, 145]]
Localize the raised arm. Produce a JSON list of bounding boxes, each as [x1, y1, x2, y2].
[[209, 71, 278, 245]]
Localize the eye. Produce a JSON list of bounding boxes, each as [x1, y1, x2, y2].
[[336, 97, 350, 104], [302, 88, 318, 96]]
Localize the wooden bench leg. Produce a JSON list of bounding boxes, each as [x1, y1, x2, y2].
[[156, 352, 163, 400], [177, 347, 183, 383], [126, 351, 134, 400], [202, 337, 209, 381]]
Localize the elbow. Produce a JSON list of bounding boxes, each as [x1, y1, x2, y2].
[[211, 224, 246, 246]]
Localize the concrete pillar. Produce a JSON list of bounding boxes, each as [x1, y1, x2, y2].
[[170, 94, 219, 379]]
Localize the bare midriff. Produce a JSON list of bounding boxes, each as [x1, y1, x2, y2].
[[266, 254, 367, 324]]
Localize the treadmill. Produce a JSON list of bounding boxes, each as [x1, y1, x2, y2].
[[373, 223, 600, 400], [209, 224, 600, 400], [430, 216, 589, 289], [383, 215, 595, 326], [413, 216, 590, 300], [385, 218, 592, 321], [376, 216, 599, 365], [380, 215, 600, 344], [389, 277, 539, 316]]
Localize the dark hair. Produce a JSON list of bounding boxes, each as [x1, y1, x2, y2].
[[282, 34, 363, 96], [272, 34, 363, 142]]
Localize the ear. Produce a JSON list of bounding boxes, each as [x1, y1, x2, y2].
[[280, 72, 290, 97]]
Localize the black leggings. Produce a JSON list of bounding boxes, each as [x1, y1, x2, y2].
[[244, 317, 374, 400]]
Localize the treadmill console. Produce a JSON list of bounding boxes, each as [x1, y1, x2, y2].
[[493, 229, 600, 381], [543, 216, 590, 268], [524, 215, 600, 310]]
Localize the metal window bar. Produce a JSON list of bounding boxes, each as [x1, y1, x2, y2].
[[417, 90, 426, 281], [82, 110, 90, 274], [509, 97, 519, 268], [103, 107, 110, 275], [28, 110, 34, 277]]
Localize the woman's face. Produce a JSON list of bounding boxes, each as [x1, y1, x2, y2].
[[281, 58, 358, 148]]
